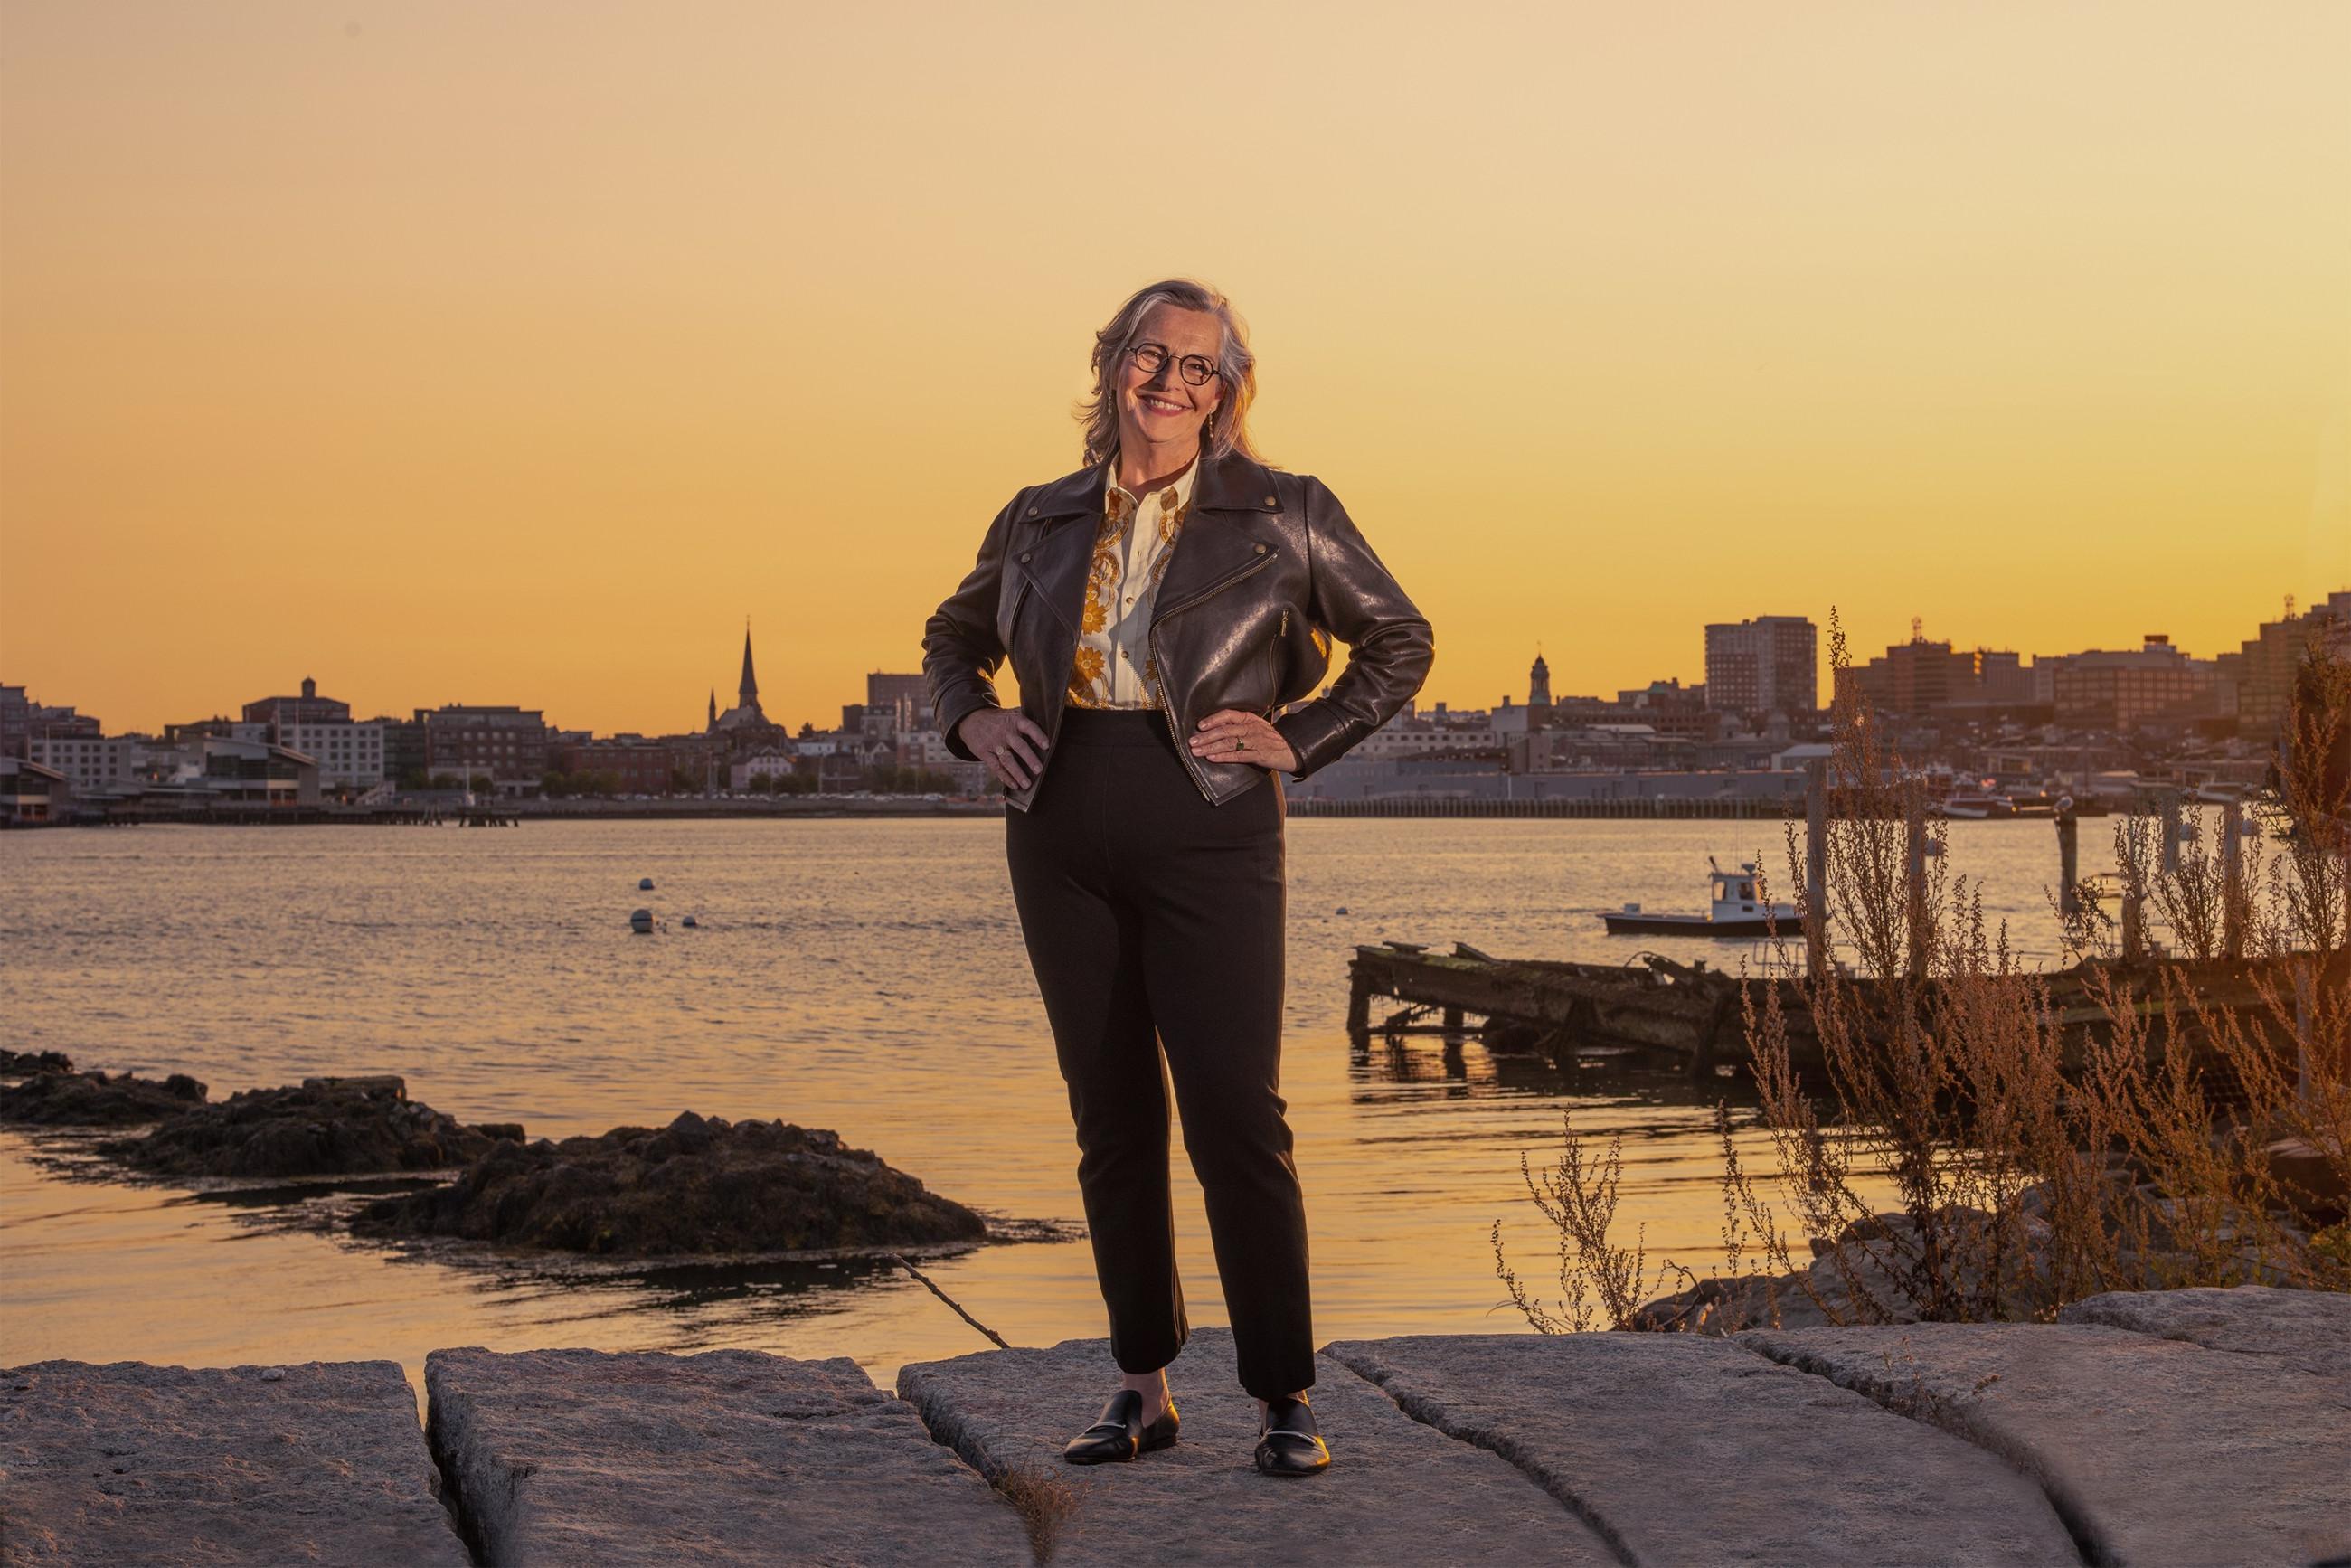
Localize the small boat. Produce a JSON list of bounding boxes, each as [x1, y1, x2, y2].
[[1939, 793, 2016, 819], [1601, 857, 1800, 938]]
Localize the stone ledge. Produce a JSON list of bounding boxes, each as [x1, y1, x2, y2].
[[1327, 1330, 2080, 1566], [898, 1327, 1614, 1565], [1740, 1319, 2351, 1568], [426, 1346, 1027, 1567], [0, 1358, 467, 1567]]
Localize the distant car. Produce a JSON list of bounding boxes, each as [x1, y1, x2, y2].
[[922, 792, 943, 801]]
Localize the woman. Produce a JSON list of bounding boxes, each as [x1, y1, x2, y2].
[[922, 279, 1432, 1478]]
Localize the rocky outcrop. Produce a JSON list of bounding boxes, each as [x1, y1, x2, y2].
[[99, 1074, 516, 1180], [1629, 1204, 2056, 1332], [353, 1110, 987, 1257], [0, 1048, 74, 1077], [0, 1068, 208, 1127], [0, 1358, 468, 1567], [1629, 1196, 2318, 1334]]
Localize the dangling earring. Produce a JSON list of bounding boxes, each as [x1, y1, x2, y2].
[[1202, 411, 1217, 448]]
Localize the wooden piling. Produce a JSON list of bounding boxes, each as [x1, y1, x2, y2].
[[1904, 783, 1930, 979], [2221, 799, 2244, 959], [1805, 760, 1828, 978], [2056, 808, 2081, 917]]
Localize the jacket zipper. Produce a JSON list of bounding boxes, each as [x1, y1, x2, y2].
[[1146, 553, 1282, 801]]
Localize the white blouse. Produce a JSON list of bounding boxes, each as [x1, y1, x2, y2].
[[1064, 451, 1200, 710]]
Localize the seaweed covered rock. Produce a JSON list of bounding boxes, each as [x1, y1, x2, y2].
[[100, 1075, 518, 1180], [0, 1049, 74, 1078], [353, 1110, 987, 1257], [0, 1069, 208, 1127]]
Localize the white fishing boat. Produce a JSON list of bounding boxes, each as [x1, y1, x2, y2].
[[1601, 857, 1801, 938]]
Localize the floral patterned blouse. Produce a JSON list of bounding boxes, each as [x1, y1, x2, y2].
[[1064, 451, 1199, 710]]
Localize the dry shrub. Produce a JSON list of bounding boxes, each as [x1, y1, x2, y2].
[[1497, 609, 2351, 1332], [987, 1462, 1082, 1566]]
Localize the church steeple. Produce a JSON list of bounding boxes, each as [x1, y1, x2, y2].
[[738, 621, 760, 708], [708, 688, 719, 729], [1529, 647, 1552, 708]]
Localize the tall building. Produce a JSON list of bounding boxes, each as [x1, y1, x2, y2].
[[2220, 590, 2351, 741], [0, 685, 29, 759], [1527, 652, 1552, 709], [1704, 617, 1818, 717], [866, 672, 932, 732]]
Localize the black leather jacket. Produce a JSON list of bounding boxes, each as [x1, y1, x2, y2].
[[924, 449, 1434, 810]]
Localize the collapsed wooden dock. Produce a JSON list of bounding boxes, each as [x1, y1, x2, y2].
[[1345, 941, 2342, 1081]]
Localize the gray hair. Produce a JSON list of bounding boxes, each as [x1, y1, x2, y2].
[[1076, 279, 1265, 468]]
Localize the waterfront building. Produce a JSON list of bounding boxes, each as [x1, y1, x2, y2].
[[241, 676, 352, 728], [3, 687, 103, 758], [26, 734, 134, 789], [1704, 616, 1818, 718], [1356, 710, 1503, 760], [0, 757, 71, 823], [1285, 751, 1810, 807], [553, 738, 679, 795], [268, 723, 382, 789], [135, 736, 321, 808], [241, 679, 384, 789], [418, 704, 552, 789], [376, 717, 426, 788], [730, 749, 798, 791], [165, 717, 269, 744]]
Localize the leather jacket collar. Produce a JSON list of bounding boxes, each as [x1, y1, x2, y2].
[[1024, 449, 1284, 522]]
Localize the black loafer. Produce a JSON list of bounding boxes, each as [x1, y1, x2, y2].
[[1062, 1388, 1180, 1465], [1254, 1393, 1330, 1476]]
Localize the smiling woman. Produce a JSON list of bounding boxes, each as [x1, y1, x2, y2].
[[921, 277, 1434, 1478]]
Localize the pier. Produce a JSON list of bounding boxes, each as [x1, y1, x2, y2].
[[1345, 940, 2347, 1080]]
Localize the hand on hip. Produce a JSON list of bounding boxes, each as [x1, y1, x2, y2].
[[1187, 710, 1297, 773]]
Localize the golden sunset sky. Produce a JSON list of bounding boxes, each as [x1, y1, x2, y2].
[[4, 1, 2346, 736]]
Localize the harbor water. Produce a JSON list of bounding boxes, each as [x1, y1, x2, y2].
[[2, 817, 2113, 1395]]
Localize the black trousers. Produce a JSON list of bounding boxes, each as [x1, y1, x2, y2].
[[1005, 707, 1314, 1401]]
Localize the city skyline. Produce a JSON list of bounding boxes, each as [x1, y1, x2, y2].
[[13, 588, 2340, 748], [5, 3, 2348, 737]]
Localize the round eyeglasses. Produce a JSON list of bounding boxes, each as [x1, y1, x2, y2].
[[1128, 341, 1219, 387]]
